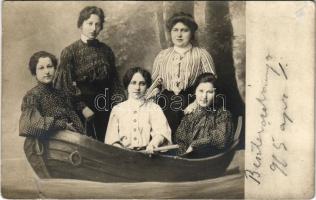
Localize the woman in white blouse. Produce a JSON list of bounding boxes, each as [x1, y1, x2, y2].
[[105, 67, 172, 153], [152, 12, 216, 139]]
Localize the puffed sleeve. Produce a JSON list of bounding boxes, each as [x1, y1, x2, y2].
[[191, 110, 234, 149], [104, 106, 121, 145], [19, 94, 67, 137], [200, 48, 217, 77], [54, 47, 86, 110], [53, 47, 77, 96], [149, 103, 172, 147], [151, 51, 163, 82]]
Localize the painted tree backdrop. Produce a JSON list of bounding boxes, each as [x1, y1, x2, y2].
[[2, 1, 245, 196]]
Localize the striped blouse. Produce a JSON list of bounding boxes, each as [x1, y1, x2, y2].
[[152, 46, 216, 95]]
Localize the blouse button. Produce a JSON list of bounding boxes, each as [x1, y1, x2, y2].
[[133, 137, 137, 141], [133, 119, 137, 123], [133, 111, 137, 114], [133, 128, 137, 132]]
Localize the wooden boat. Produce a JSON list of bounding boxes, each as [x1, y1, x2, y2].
[[24, 117, 242, 183]]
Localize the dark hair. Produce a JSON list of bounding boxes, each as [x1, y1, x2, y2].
[[28, 51, 58, 76], [166, 12, 198, 43], [193, 73, 217, 92], [77, 6, 105, 30], [123, 67, 152, 89]]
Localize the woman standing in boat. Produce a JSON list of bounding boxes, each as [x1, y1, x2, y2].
[[174, 73, 234, 158], [19, 51, 85, 137], [105, 67, 172, 153], [54, 6, 124, 142], [152, 12, 216, 140]]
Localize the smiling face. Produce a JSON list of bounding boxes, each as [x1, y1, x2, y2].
[[127, 72, 147, 100], [171, 22, 192, 48], [80, 14, 102, 39], [195, 82, 215, 108], [35, 57, 55, 84]]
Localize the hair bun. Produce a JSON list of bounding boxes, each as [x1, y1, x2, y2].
[[166, 12, 198, 32]]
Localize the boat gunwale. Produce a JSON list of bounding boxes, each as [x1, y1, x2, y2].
[[46, 131, 239, 162]]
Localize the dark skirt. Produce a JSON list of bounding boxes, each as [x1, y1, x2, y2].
[[77, 94, 111, 142], [156, 88, 195, 142]]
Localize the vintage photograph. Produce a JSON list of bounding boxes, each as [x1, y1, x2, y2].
[[2, 1, 246, 198]]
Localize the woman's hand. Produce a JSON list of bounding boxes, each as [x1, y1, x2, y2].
[[82, 106, 94, 120], [145, 144, 156, 154], [185, 146, 193, 153], [66, 122, 77, 132], [113, 143, 123, 148], [184, 100, 198, 114]]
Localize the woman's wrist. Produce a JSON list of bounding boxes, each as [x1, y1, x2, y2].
[[54, 119, 67, 129], [149, 135, 164, 148]]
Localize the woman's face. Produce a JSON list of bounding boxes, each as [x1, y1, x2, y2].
[[171, 22, 192, 48], [195, 82, 215, 107], [128, 72, 147, 100], [35, 57, 55, 84], [80, 14, 102, 39]]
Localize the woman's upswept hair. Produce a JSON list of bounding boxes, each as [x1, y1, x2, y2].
[[77, 6, 105, 30], [193, 73, 217, 92], [123, 67, 152, 89], [166, 12, 198, 45], [28, 51, 58, 76], [166, 12, 198, 33]]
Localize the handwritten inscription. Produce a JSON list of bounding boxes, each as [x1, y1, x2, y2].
[[246, 57, 294, 185], [270, 63, 292, 177], [280, 94, 293, 131]]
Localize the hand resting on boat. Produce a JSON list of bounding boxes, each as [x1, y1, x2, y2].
[[145, 135, 164, 154], [185, 145, 193, 153], [66, 122, 77, 132]]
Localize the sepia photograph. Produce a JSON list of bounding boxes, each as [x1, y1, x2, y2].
[[1, 1, 314, 199]]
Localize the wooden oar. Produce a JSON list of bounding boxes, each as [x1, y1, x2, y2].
[[140, 144, 179, 154], [153, 144, 179, 152]]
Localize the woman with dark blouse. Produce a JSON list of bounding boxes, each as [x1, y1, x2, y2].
[[19, 51, 85, 137], [174, 73, 234, 158], [54, 6, 124, 142]]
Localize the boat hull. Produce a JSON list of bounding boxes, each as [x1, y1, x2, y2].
[[24, 131, 238, 183]]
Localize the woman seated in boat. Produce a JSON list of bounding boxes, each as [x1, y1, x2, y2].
[[19, 51, 86, 137], [105, 67, 172, 153], [174, 73, 234, 158]]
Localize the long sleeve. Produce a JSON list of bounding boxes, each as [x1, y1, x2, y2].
[[151, 51, 163, 83], [64, 95, 86, 134], [200, 48, 216, 76], [19, 94, 66, 137], [54, 47, 86, 111], [104, 107, 120, 144], [149, 104, 172, 147], [174, 114, 197, 154], [191, 110, 233, 149], [54, 48, 77, 96]]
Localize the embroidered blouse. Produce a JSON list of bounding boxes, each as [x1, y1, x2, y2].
[[104, 99, 172, 149], [152, 46, 216, 95], [53, 39, 124, 110]]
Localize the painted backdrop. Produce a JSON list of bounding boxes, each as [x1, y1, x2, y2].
[[2, 1, 245, 198]]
